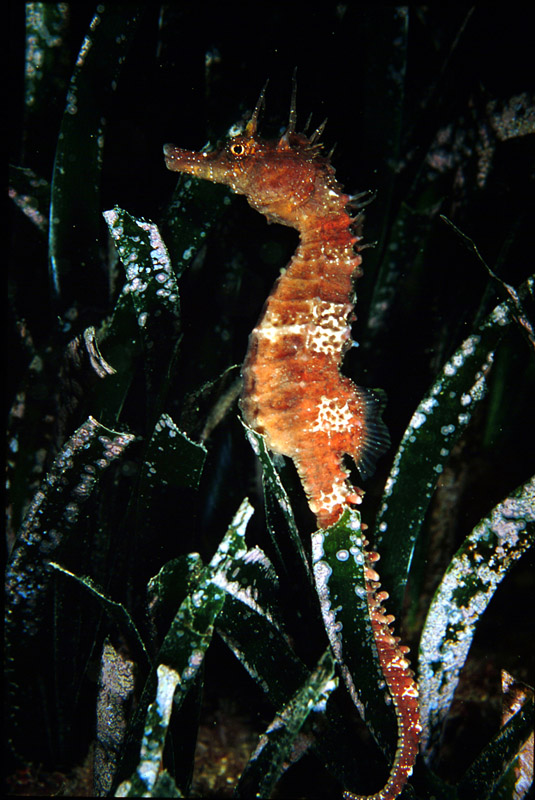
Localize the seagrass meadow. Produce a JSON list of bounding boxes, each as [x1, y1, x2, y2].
[[6, 4, 535, 798]]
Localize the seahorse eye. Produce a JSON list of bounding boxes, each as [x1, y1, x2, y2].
[[230, 142, 246, 156]]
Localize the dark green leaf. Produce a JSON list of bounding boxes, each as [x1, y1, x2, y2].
[[5, 417, 136, 639], [212, 544, 283, 630], [375, 295, 517, 613], [150, 771, 183, 797], [5, 417, 136, 759], [312, 507, 397, 757], [357, 7, 408, 306], [8, 165, 50, 234], [103, 208, 182, 422], [94, 640, 136, 797], [141, 413, 207, 492], [161, 175, 231, 278], [103, 208, 181, 325], [147, 554, 205, 636], [235, 649, 338, 798], [418, 477, 535, 755], [7, 349, 55, 536], [149, 498, 255, 689], [183, 365, 242, 441], [457, 697, 534, 800], [441, 219, 535, 352], [243, 422, 312, 582], [92, 291, 141, 426], [217, 597, 307, 708], [115, 500, 253, 791], [217, 595, 362, 789], [116, 665, 184, 797], [49, 5, 144, 307], [23, 4, 70, 118], [216, 513, 387, 791], [48, 562, 149, 667]]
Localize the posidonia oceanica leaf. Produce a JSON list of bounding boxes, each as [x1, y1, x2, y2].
[[216, 578, 365, 789], [360, 11, 474, 344], [92, 291, 142, 427], [153, 499, 255, 704], [217, 561, 342, 784], [147, 554, 205, 637], [358, 8, 408, 246], [49, 6, 144, 306], [312, 507, 397, 758], [5, 417, 136, 758], [94, 640, 136, 797], [47, 563, 149, 667], [418, 476, 535, 757], [375, 292, 523, 615], [486, 671, 534, 800], [242, 422, 312, 583], [116, 588, 224, 789], [115, 664, 183, 797], [235, 649, 338, 799], [114, 499, 253, 791], [206, 501, 364, 789], [211, 543, 283, 630], [7, 349, 59, 539], [140, 413, 207, 493], [441, 218, 535, 353], [103, 208, 181, 420], [23, 4, 70, 118], [103, 208, 181, 326], [216, 595, 304, 697], [8, 165, 50, 234], [5, 417, 136, 639], [456, 696, 534, 800], [162, 172, 230, 279]]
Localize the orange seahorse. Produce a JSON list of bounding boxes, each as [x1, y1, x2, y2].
[[164, 82, 420, 800]]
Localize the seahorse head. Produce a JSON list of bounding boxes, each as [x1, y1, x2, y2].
[[164, 85, 343, 229]]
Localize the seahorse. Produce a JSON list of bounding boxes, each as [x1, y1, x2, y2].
[[164, 82, 420, 800]]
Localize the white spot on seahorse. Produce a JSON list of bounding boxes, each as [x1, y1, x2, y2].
[[309, 396, 355, 434]]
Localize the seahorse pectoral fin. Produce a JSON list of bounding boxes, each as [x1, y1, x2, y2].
[[352, 387, 390, 480]]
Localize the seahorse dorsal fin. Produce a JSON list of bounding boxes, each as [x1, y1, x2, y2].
[[245, 80, 269, 138]]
